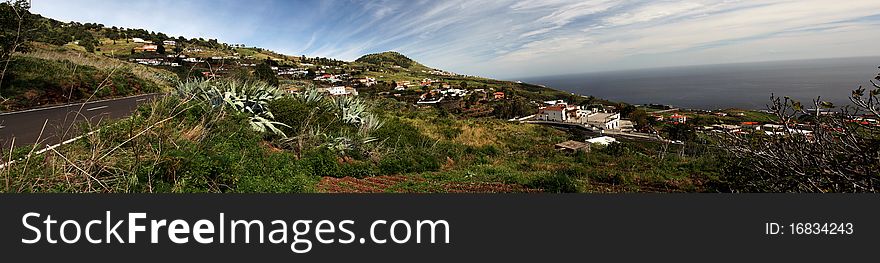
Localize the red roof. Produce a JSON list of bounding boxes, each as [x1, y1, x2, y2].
[[542, 105, 566, 112]]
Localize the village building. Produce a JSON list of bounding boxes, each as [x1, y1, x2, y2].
[[182, 57, 204, 63], [669, 114, 688, 123], [417, 88, 468, 105], [584, 111, 621, 130], [132, 38, 152, 44], [163, 40, 177, 46], [319, 86, 358, 96], [314, 74, 342, 83], [587, 136, 617, 146], [494, 92, 505, 100], [537, 104, 569, 122], [355, 77, 377, 87], [544, 100, 566, 106], [134, 44, 158, 52], [712, 124, 742, 133], [535, 101, 621, 130], [758, 123, 813, 136]]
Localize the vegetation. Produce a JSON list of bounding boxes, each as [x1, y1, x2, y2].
[[714, 70, 880, 192], [1, 78, 719, 193], [0, 43, 173, 111], [0, 0, 32, 99], [355, 51, 418, 69], [2, 4, 877, 193], [254, 61, 279, 87]]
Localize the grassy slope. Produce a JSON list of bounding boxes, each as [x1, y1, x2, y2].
[[1, 42, 177, 111], [382, 103, 715, 193]]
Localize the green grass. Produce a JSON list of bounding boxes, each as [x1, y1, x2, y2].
[[0, 55, 162, 111]]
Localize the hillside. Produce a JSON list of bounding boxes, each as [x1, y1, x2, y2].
[[1, 42, 175, 111]]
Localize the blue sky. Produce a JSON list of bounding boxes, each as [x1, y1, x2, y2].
[[30, 0, 880, 79]]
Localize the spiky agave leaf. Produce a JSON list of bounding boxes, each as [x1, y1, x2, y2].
[[174, 79, 290, 136], [250, 116, 291, 138]]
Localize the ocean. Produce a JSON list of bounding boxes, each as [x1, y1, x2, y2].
[[521, 57, 880, 110]]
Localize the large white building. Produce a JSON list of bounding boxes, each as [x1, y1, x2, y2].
[[536, 104, 569, 122], [322, 86, 358, 96], [536, 101, 621, 130]]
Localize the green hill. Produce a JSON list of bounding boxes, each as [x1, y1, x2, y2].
[[355, 51, 422, 69]]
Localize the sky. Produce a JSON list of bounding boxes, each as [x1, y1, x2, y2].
[[29, 0, 880, 79]]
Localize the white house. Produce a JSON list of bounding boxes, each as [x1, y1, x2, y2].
[[439, 88, 468, 97], [163, 40, 177, 46], [537, 104, 568, 122], [132, 38, 152, 44], [584, 112, 621, 130], [587, 136, 617, 146], [323, 86, 358, 96], [544, 100, 566, 106]]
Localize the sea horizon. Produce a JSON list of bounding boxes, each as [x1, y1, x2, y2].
[[521, 56, 880, 110]]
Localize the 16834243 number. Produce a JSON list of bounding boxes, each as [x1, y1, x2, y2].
[[765, 222, 854, 235]]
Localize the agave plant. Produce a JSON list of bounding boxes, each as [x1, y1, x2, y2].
[[323, 133, 380, 156], [295, 86, 324, 104], [358, 113, 385, 135], [330, 96, 369, 125], [175, 80, 290, 137]]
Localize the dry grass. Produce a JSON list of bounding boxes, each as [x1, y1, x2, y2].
[[0, 95, 201, 192], [16, 42, 178, 89], [453, 124, 496, 146]]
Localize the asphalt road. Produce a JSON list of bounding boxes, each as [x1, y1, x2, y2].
[[0, 93, 161, 147]]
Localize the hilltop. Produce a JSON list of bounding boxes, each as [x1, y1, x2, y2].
[[355, 51, 422, 69]]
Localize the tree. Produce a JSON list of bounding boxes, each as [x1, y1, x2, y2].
[[156, 43, 166, 54], [715, 68, 880, 192], [254, 62, 279, 86], [82, 40, 95, 53], [629, 108, 650, 131], [0, 0, 31, 98], [493, 98, 535, 119]]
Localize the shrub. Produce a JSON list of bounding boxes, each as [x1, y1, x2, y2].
[[338, 161, 378, 178], [378, 148, 442, 175], [525, 173, 578, 193], [269, 97, 337, 136], [301, 148, 341, 177], [374, 118, 433, 147]]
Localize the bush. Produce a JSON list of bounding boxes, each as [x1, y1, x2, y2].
[[269, 97, 336, 136], [338, 161, 378, 178], [301, 148, 341, 177], [379, 148, 442, 175], [525, 173, 578, 193], [373, 118, 433, 147]]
